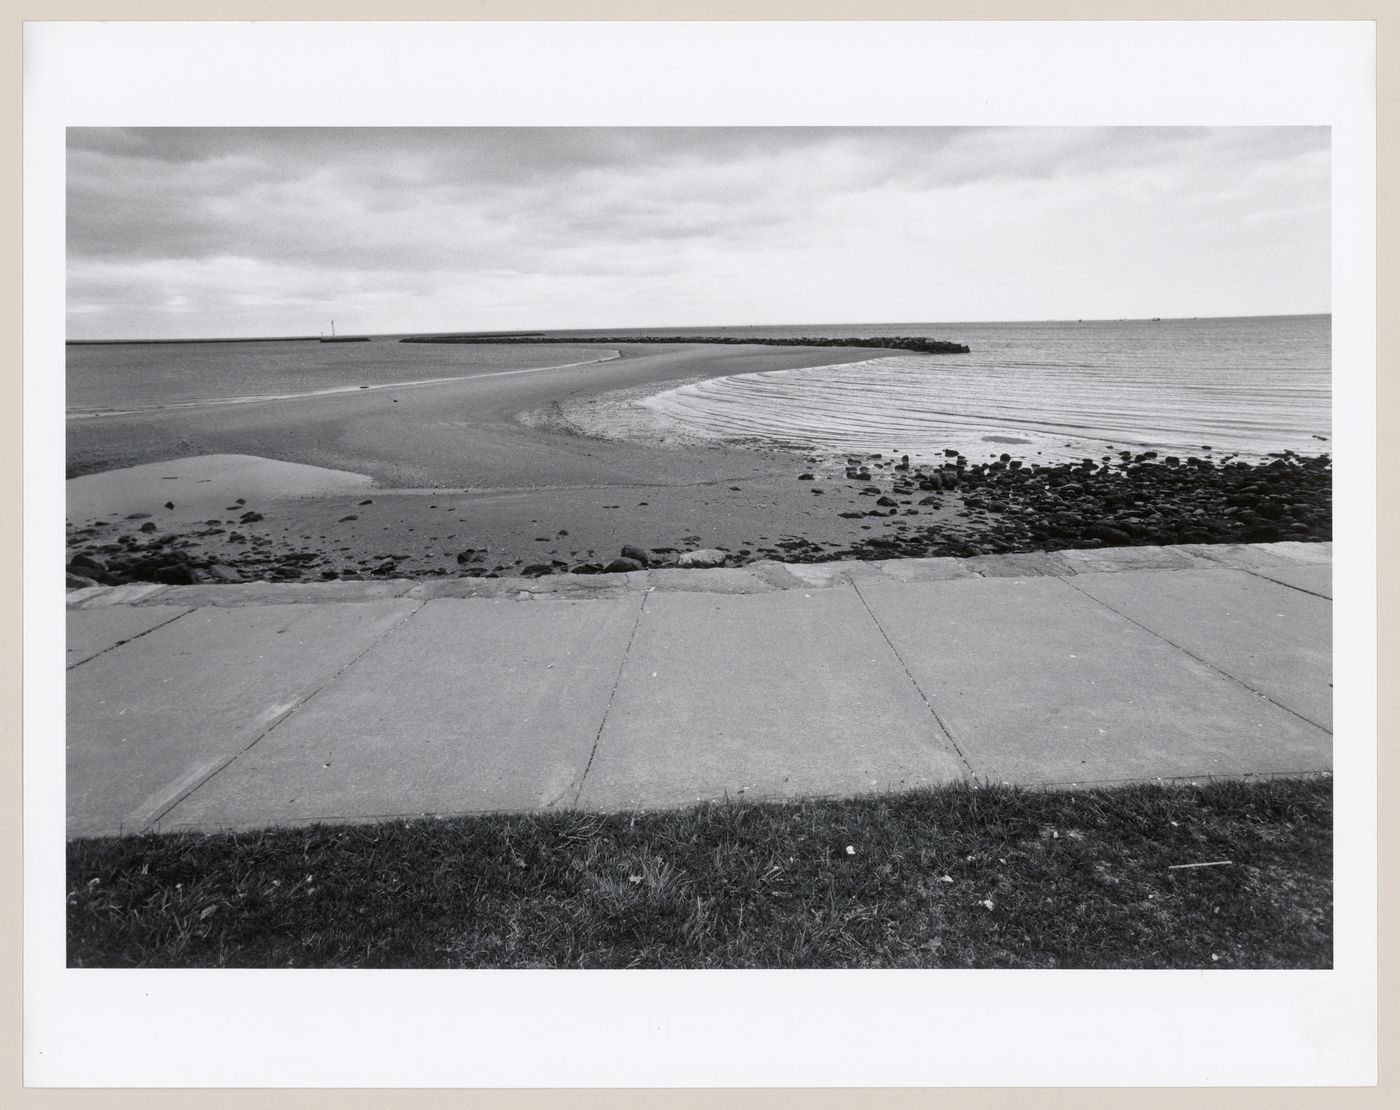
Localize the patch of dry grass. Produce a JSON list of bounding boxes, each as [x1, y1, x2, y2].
[[67, 776, 1332, 969]]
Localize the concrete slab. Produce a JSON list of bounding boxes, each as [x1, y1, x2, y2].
[[1259, 541, 1332, 565], [875, 557, 978, 583], [1247, 564, 1332, 599], [147, 579, 414, 608], [1066, 569, 1332, 730], [757, 561, 855, 589], [1057, 545, 1214, 575], [576, 588, 968, 810], [1183, 542, 1330, 570], [856, 576, 1330, 786], [67, 606, 192, 669], [159, 595, 643, 831], [645, 566, 776, 594], [66, 598, 420, 838], [406, 574, 634, 601], [68, 583, 170, 609], [963, 551, 1077, 578]]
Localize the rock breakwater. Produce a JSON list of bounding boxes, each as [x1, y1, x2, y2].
[[400, 333, 971, 355]]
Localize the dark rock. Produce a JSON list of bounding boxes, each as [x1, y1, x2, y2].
[[151, 563, 196, 585], [620, 544, 653, 567], [798, 473, 815, 481], [66, 573, 100, 590], [1087, 524, 1132, 545], [163, 501, 175, 510], [876, 496, 897, 507], [239, 511, 264, 524], [521, 564, 554, 578], [206, 564, 245, 583], [604, 557, 646, 573], [125, 512, 151, 520], [138, 521, 157, 533]]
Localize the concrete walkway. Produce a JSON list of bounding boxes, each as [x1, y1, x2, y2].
[[64, 542, 1333, 838]]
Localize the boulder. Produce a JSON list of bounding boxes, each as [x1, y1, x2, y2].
[[69, 553, 107, 574], [620, 544, 653, 567], [604, 557, 646, 573], [151, 563, 196, 585], [677, 549, 728, 568]]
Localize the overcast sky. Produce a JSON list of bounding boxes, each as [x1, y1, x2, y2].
[[65, 127, 1330, 340]]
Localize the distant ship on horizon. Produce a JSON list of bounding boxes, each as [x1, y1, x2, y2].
[[320, 320, 370, 344]]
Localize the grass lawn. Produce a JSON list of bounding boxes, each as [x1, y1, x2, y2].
[[66, 776, 1332, 969]]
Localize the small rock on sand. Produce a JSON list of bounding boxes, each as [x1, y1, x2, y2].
[[677, 549, 728, 568]]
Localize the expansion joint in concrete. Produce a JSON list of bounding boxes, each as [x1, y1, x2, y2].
[[138, 600, 427, 833], [1240, 567, 1332, 600], [572, 590, 649, 806], [65, 607, 196, 671], [1055, 576, 1332, 735], [848, 580, 979, 780]]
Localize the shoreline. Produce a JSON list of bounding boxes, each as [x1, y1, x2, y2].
[[64, 340, 1332, 589], [65, 446, 1331, 589]]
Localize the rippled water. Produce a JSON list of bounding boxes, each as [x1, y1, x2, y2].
[[639, 315, 1330, 464]]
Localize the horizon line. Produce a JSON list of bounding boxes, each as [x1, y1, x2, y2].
[[66, 311, 1332, 346]]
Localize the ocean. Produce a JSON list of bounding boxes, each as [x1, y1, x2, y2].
[[630, 315, 1332, 464], [67, 315, 1330, 464]]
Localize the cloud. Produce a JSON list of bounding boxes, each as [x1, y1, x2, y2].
[[65, 127, 1331, 337]]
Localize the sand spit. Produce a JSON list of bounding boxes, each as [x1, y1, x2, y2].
[[67, 351, 622, 420]]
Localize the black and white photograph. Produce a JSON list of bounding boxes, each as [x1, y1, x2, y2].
[[25, 18, 1377, 1090]]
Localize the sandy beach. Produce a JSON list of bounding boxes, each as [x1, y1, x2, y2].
[[65, 341, 1332, 587]]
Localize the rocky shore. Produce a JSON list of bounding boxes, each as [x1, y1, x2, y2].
[[401, 333, 972, 355], [64, 449, 1331, 589], [816, 447, 1331, 562]]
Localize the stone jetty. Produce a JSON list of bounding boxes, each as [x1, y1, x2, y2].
[[400, 333, 972, 355]]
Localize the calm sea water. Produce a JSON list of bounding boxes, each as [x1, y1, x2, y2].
[[67, 315, 1330, 463], [632, 315, 1332, 463]]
